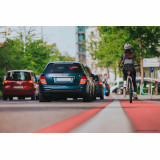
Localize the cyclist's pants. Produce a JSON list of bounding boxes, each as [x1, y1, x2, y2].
[[123, 64, 137, 92]]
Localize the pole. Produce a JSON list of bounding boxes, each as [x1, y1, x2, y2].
[[151, 72, 153, 99], [139, 38, 144, 85]]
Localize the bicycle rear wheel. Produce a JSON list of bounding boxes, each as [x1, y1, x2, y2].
[[123, 87, 126, 98], [128, 78, 132, 103]]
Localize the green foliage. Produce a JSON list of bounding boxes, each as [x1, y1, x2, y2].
[[0, 27, 73, 89], [87, 26, 160, 69]]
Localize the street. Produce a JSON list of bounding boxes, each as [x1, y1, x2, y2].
[[0, 94, 160, 133]]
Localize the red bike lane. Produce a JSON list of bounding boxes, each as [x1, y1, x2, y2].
[[120, 100, 160, 133], [34, 100, 113, 133]]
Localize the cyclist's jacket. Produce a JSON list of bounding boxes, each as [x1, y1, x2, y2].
[[121, 53, 136, 65]]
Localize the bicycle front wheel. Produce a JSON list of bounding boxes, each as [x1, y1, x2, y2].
[[128, 78, 133, 103]]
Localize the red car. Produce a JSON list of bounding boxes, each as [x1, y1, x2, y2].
[[2, 70, 39, 100]]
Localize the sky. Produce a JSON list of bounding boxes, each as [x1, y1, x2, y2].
[[0, 26, 77, 57], [42, 26, 76, 57]]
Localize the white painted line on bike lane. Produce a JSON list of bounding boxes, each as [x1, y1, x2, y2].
[[72, 100, 135, 133]]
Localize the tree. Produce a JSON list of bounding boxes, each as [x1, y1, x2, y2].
[[0, 27, 74, 89], [87, 26, 160, 83]]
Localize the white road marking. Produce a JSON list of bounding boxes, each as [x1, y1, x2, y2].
[[72, 100, 135, 133]]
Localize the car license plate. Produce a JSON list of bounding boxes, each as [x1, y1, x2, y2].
[[56, 77, 72, 82], [13, 86, 23, 89]]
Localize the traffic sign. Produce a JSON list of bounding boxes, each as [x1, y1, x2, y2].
[[158, 70, 160, 78], [143, 58, 160, 67]]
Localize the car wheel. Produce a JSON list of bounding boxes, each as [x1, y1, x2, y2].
[[100, 95, 104, 99], [9, 96, 13, 100], [83, 92, 92, 102], [18, 97, 21, 100], [31, 92, 36, 100], [39, 93, 47, 102], [35, 93, 39, 100], [61, 98, 67, 101], [21, 96, 25, 100], [106, 93, 110, 96], [93, 91, 96, 100], [3, 95, 7, 100]]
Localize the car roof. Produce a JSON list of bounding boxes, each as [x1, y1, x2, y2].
[[48, 61, 80, 64], [8, 70, 34, 73]]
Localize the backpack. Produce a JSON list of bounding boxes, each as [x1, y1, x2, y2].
[[125, 52, 135, 59]]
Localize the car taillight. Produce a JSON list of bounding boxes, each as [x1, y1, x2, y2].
[[40, 76, 47, 84], [3, 80, 7, 84], [96, 82, 102, 85], [79, 76, 87, 84], [29, 80, 33, 84]]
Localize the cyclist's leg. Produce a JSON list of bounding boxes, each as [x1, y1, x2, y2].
[[131, 70, 137, 92], [131, 70, 138, 99], [123, 68, 127, 87]]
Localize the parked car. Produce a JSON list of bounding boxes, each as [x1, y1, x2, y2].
[[39, 61, 95, 102], [84, 65, 96, 100], [112, 83, 123, 94], [94, 75, 104, 99], [2, 70, 39, 100]]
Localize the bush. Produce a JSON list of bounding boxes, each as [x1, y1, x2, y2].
[[0, 91, 2, 99]]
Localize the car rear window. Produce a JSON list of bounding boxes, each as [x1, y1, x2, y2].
[[94, 75, 100, 81], [6, 72, 31, 81], [44, 63, 83, 73]]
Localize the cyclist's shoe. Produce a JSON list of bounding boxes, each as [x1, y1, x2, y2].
[[133, 92, 138, 100]]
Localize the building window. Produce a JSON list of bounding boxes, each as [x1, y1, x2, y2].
[[78, 26, 86, 32], [82, 54, 86, 60], [78, 44, 85, 52], [78, 34, 85, 42]]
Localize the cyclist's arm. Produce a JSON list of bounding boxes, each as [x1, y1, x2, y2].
[[118, 58, 122, 67]]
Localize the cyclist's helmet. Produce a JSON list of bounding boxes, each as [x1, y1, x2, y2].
[[124, 43, 131, 50]]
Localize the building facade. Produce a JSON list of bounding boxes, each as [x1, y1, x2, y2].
[[76, 26, 88, 64], [0, 26, 7, 43], [85, 26, 117, 83]]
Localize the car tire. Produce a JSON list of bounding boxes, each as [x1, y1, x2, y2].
[[9, 96, 13, 100], [100, 95, 104, 99], [21, 96, 25, 100], [31, 92, 36, 100], [36, 96, 39, 100], [83, 93, 92, 102], [105, 93, 110, 96], [39, 93, 47, 102], [3, 95, 7, 100], [18, 97, 21, 100]]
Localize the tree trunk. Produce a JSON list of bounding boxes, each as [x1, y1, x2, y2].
[[114, 68, 117, 81], [139, 38, 144, 84], [107, 67, 110, 78]]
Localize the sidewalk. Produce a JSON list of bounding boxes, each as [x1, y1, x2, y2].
[[111, 93, 160, 102]]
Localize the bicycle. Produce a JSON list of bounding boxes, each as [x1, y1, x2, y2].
[[119, 64, 140, 103]]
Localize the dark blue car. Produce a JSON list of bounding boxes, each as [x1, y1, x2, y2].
[[39, 61, 94, 102]]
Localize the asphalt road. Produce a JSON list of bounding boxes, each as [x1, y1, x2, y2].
[[0, 94, 160, 133], [0, 97, 112, 133]]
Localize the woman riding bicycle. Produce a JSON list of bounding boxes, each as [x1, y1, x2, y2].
[[118, 44, 140, 99]]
